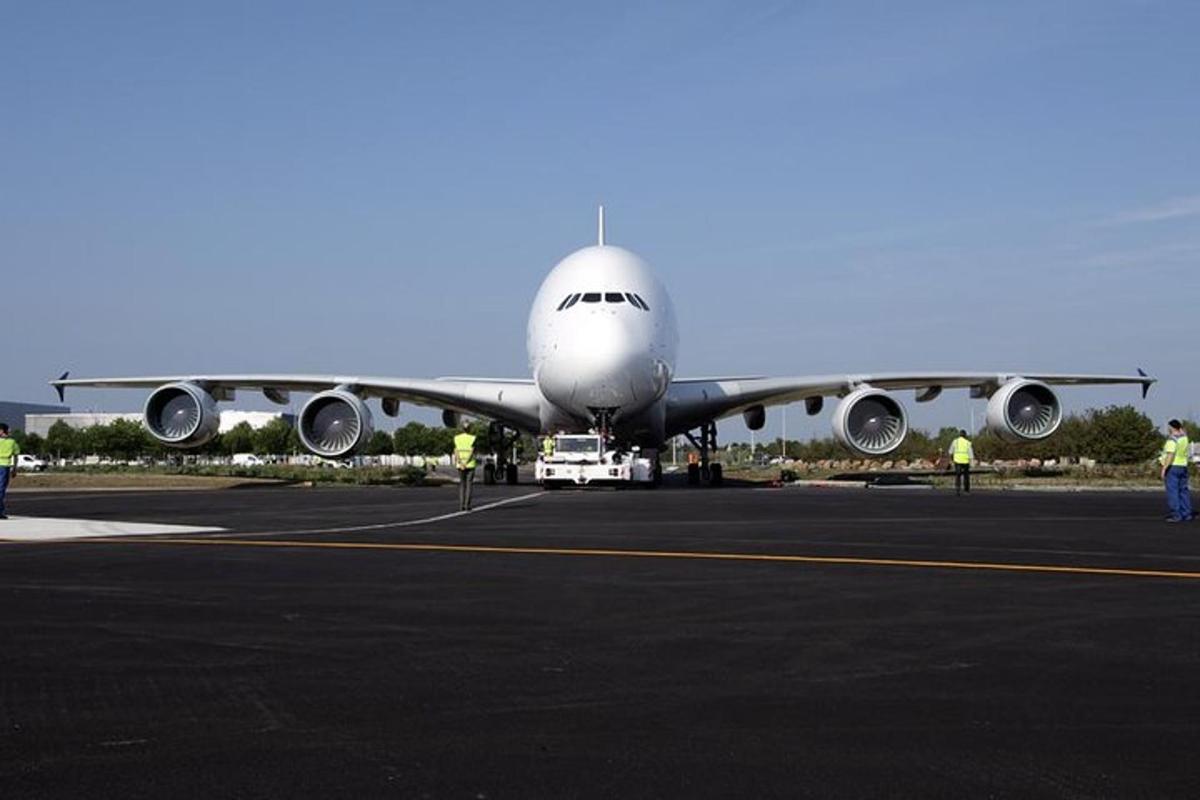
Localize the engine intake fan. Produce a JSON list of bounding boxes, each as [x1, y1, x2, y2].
[[143, 382, 220, 448], [832, 387, 908, 457], [298, 389, 374, 457], [986, 379, 1062, 442]]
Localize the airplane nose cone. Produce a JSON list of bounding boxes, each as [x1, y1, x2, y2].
[[537, 314, 660, 418]]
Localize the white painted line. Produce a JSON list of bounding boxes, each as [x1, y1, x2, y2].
[[0, 517, 224, 542], [205, 490, 550, 538]]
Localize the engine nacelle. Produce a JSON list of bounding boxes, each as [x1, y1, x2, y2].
[[832, 387, 908, 457], [143, 382, 220, 448], [742, 405, 766, 431], [298, 390, 374, 457], [986, 379, 1062, 442]]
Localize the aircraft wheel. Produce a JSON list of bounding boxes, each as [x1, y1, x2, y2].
[[483, 463, 496, 485], [687, 463, 700, 486], [505, 463, 519, 485], [700, 464, 711, 483], [709, 463, 723, 487]]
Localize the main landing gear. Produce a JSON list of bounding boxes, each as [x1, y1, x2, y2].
[[482, 421, 520, 485], [684, 420, 723, 487]]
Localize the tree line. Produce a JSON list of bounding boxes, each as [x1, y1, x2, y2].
[[6, 405, 1190, 465], [11, 418, 512, 461]]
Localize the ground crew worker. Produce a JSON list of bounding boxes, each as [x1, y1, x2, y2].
[[452, 421, 478, 511], [0, 423, 20, 520], [948, 429, 974, 496], [1161, 419, 1194, 523], [541, 435, 555, 461]]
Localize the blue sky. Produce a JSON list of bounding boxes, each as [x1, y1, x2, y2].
[[3, 1, 1197, 440]]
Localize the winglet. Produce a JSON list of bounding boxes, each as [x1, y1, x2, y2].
[[1137, 367, 1153, 399], [53, 370, 69, 403], [597, 205, 605, 246]]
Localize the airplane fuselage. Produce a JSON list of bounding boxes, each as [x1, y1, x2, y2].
[[527, 245, 679, 445]]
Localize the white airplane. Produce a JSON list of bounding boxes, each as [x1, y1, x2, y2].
[[52, 208, 1153, 484]]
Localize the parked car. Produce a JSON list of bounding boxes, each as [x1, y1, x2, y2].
[[317, 458, 353, 469], [231, 453, 266, 467], [17, 454, 48, 472]]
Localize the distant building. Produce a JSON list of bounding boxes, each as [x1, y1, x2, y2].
[[25, 410, 294, 438], [217, 411, 295, 433], [25, 412, 141, 437], [0, 400, 71, 433]]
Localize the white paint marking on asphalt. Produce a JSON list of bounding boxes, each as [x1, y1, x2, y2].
[[0, 517, 224, 542], [204, 490, 550, 538]]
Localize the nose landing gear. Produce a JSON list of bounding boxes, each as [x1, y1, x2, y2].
[[684, 420, 723, 487], [587, 407, 618, 436]]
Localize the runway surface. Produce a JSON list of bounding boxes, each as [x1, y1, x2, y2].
[[2, 482, 1199, 797]]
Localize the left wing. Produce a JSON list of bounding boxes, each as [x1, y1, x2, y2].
[[51, 374, 543, 432], [666, 370, 1154, 435]]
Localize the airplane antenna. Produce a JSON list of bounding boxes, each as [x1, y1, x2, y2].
[[598, 205, 606, 246]]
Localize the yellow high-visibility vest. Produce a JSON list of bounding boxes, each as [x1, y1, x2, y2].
[[952, 437, 972, 465], [1163, 435, 1191, 468], [0, 438, 19, 467], [453, 432, 477, 470], [542, 437, 555, 457]]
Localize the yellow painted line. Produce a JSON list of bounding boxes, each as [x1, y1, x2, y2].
[[67, 537, 1200, 581]]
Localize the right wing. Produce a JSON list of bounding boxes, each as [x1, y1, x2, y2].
[[665, 370, 1154, 435], [51, 374, 544, 433]]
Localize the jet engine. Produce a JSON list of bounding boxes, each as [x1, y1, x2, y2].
[[832, 387, 908, 457], [742, 405, 766, 431], [298, 389, 374, 457], [143, 382, 220, 448], [986, 379, 1062, 442]]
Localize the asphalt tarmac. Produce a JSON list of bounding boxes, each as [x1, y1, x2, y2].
[[2, 480, 1199, 798]]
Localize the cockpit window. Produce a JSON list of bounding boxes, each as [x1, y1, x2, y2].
[[561, 292, 647, 310]]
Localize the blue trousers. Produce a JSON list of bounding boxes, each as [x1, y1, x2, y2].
[[0, 467, 9, 517], [1165, 466, 1193, 520]]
